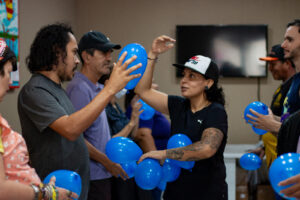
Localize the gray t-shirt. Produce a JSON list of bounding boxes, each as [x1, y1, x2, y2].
[[18, 74, 89, 200]]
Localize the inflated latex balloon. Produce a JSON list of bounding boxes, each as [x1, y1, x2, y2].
[[135, 158, 162, 190], [251, 126, 267, 135], [269, 153, 300, 200], [105, 137, 143, 164], [118, 43, 148, 90], [167, 134, 195, 170], [161, 158, 181, 182], [138, 99, 155, 120], [43, 170, 82, 199], [121, 161, 138, 178], [244, 101, 269, 135], [157, 180, 167, 191], [239, 153, 262, 171]]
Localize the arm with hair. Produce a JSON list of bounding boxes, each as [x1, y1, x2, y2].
[[134, 128, 157, 153], [85, 140, 128, 180], [247, 108, 281, 135], [50, 52, 141, 141], [134, 36, 176, 115], [138, 128, 224, 162], [112, 98, 142, 138]]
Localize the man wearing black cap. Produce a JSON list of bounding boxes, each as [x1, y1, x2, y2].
[[66, 31, 128, 200], [250, 45, 295, 168], [18, 24, 140, 200]]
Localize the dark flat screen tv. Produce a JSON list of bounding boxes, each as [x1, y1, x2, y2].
[[176, 25, 268, 78]]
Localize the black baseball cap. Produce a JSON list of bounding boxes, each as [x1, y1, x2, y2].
[[0, 39, 17, 71], [259, 44, 285, 62], [173, 55, 219, 82], [78, 31, 121, 54]]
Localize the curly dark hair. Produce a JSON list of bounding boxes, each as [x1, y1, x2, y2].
[[287, 19, 300, 33], [26, 23, 73, 73]]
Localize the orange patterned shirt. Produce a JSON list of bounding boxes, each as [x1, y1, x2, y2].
[[0, 115, 41, 185]]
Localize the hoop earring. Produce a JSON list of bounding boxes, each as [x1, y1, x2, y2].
[[205, 86, 209, 91]]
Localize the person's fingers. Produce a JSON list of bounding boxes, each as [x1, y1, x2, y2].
[[121, 55, 137, 70], [48, 176, 56, 185], [249, 109, 261, 116], [279, 175, 299, 186], [138, 154, 147, 164], [116, 51, 127, 67], [125, 63, 142, 75]]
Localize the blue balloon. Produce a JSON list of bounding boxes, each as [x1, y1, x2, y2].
[[244, 101, 268, 135], [161, 159, 181, 182], [244, 101, 268, 123], [138, 99, 155, 120], [105, 137, 143, 164], [251, 126, 267, 135], [118, 43, 148, 90], [134, 158, 162, 190], [43, 170, 82, 199], [121, 161, 137, 178], [239, 153, 262, 171], [157, 179, 167, 191], [167, 134, 195, 170], [269, 153, 300, 200]]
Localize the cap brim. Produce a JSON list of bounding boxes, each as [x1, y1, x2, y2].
[[259, 57, 279, 61], [103, 43, 121, 51], [172, 63, 206, 77]]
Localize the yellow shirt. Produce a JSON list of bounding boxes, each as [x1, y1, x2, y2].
[[262, 132, 277, 168]]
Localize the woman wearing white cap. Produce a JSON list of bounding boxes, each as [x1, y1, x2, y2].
[[135, 36, 228, 200]]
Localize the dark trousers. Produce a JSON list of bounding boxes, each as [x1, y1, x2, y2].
[[88, 178, 112, 200], [112, 177, 153, 200]]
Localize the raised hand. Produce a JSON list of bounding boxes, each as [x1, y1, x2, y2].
[[130, 95, 143, 123], [150, 35, 176, 57], [106, 51, 142, 94]]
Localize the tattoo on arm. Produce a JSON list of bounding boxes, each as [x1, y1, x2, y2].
[[166, 128, 223, 161], [200, 128, 223, 150], [166, 149, 184, 160]]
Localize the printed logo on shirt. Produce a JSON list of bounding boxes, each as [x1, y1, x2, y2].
[[197, 119, 203, 125]]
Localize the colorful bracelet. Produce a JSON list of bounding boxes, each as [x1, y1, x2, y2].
[[30, 184, 40, 200]]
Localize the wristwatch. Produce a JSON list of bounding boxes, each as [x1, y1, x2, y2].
[[31, 184, 40, 200]]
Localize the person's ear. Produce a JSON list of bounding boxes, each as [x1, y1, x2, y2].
[[206, 79, 214, 89], [81, 51, 90, 64]]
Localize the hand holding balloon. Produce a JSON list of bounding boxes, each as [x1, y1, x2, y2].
[[244, 101, 269, 135], [138, 149, 167, 164], [118, 43, 148, 90], [48, 176, 79, 200], [107, 51, 142, 93], [167, 134, 195, 170], [43, 170, 82, 200], [279, 174, 300, 199], [269, 153, 300, 200]]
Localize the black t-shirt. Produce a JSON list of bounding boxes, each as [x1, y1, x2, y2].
[[18, 74, 90, 200], [270, 76, 293, 116], [164, 95, 228, 200]]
